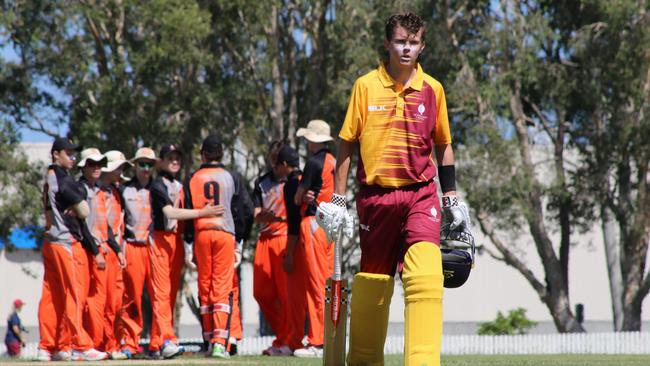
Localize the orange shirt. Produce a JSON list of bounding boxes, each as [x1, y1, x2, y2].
[[339, 63, 452, 188]]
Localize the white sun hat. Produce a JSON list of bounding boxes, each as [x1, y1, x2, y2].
[[77, 148, 107, 167], [296, 119, 334, 143], [102, 150, 133, 173]]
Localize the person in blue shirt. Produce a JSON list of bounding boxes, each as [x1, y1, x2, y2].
[[5, 299, 26, 357]]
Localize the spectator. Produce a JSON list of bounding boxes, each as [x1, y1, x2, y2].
[[5, 299, 26, 358]]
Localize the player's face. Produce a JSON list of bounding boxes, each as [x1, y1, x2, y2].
[[83, 160, 103, 180], [162, 152, 181, 175], [55, 149, 77, 170], [135, 159, 154, 181], [384, 25, 425, 68], [103, 166, 123, 184]]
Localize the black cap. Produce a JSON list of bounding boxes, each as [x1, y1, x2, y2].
[[159, 144, 182, 159], [51, 137, 81, 153], [201, 135, 222, 153], [276, 145, 299, 167]]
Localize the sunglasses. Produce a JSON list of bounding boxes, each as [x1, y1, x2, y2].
[[138, 162, 154, 169], [86, 161, 104, 168]]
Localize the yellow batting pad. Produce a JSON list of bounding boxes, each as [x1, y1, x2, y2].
[[403, 242, 444, 366], [347, 273, 394, 366]]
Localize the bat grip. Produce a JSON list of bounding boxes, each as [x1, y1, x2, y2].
[[332, 225, 343, 281]]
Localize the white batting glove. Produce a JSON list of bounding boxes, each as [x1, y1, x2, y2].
[[234, 239, 243, 268], [184, 241, 197, 271], [316, 193, 354, 242], [442, 195, 471, 230]]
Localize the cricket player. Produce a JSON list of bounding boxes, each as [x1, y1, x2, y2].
[[77, 148, 126, 357], [184, 135, 253, 359], [149, 144, 222, 358], [117, 147, 157, 358], [252, 141, 292, 356], [316, 13, 471, 366], [287, 120, 336, 358], [100, 150, 130, 360], [37, 137, 107, 362]]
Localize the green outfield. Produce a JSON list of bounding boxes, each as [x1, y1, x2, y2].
[[4, 355, 650, 365]]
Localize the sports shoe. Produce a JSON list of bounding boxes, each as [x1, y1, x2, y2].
[[72, 348, 108, 361], [263, 345, 293, 356], [110, 350, 129, 360], [162, 340, 184, 359], [36, 348, 51, 362], [52, 350, 72, 361], [148, 349, 162, 360], [120, 348, 133, 359], [293, 345, 324, 358], [211, 343, 230, 359]]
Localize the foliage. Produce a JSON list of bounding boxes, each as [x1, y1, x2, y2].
[[477, 308, 538, 336]]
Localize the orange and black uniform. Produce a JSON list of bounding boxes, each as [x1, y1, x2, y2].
[[118, 178, 154, 354], [79, 177, 123, 352], [101, 183, 125, 353], [149, 171, 185, 351], [251, 171, 290, 348], [184, 163, 253, 347], [39, 165, 98, 354], [288, 149, 335, 348]]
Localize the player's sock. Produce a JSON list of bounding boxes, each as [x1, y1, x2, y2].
[[403, 241, 444, 366], [346, 272, 394, 366]]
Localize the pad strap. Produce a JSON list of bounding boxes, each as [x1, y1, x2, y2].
[[213, 329, 229, 339], [213, 303, 231, 314], [200, 305, 213, 314]]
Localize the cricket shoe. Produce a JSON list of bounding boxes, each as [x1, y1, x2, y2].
[[52, 350, 72, 361], [262, 345, 293, 356], [162, 340, 184, 359], [35, 348, 51, 362], [110, 350, 129, 360], [293, 345, 324, 358], [72, 348, 108, 361], [211, 343, 230, 359]]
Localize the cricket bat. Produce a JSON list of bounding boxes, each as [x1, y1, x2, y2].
[[323, 227, 349, 366]]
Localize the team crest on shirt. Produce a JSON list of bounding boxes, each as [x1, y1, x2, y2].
[[418, 103, 426, 115], [415, 103, 427, 121], [430, 207, 440, 223]]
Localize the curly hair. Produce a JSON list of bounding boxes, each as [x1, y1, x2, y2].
[[385, 12, 426, 40]]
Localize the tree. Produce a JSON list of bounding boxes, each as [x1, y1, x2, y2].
[[569, 0, 650, 331]]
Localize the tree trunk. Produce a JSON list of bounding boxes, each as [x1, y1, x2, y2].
[[268, 5, 284, 141], [601, 204, 624, 330]]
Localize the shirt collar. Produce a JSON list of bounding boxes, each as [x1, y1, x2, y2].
[[377, 62, 424, 92], [201, 162, 225, 169]]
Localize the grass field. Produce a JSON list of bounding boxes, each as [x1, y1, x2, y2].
[[4, 355, 650, 366]]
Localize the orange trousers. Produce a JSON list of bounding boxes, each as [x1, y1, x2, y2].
[[230, 270, 242, 342], [38, 241, 93, 352], [253, 234, 289, 347], [84, 244, 123, 352], [118, 242, 153, 353], [149, 231, 184, 351], [194, 230, 234, 346], [286, 217, 333, 349]]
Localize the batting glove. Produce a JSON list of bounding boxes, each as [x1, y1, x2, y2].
[[184, 241, 197, 271], [442, 195, 471, 230], [316, 193, 354, 242]]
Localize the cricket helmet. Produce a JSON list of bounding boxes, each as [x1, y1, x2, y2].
[[440, 223, 476, 288]]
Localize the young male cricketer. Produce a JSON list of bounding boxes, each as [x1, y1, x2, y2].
[[184, 135, 254, 358], [77, 148, 126, 356], [316, 12, 471, 366], [37, 137, 107, 362]]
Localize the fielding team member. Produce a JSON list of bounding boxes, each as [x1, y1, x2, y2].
[[252, 141, 292, 356], [317, 13, 470, 366], [100, 150, 131, 360], [37, 137, 107, 362], [184, 135, 253, 359], [286, 120, 336, 358], [118, 147, 157, 358], [149, 144, 222, 358], [273, 145, 303, 354], [77, 148, 125, 357]]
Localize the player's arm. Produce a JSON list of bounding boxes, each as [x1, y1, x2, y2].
[[294, 158, 318, 205], [334, 139, 357, 196], [151, 179, 222, 220], [435, 144, 456, 196]]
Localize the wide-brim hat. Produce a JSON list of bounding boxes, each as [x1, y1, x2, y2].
[[296, 119, 334, 143], [77, 148, 107, 167], [102, 150, 133, 173], [130, 147, 158, 163]]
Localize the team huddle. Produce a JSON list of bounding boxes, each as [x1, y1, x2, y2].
[[35, 12, 473, 366]]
